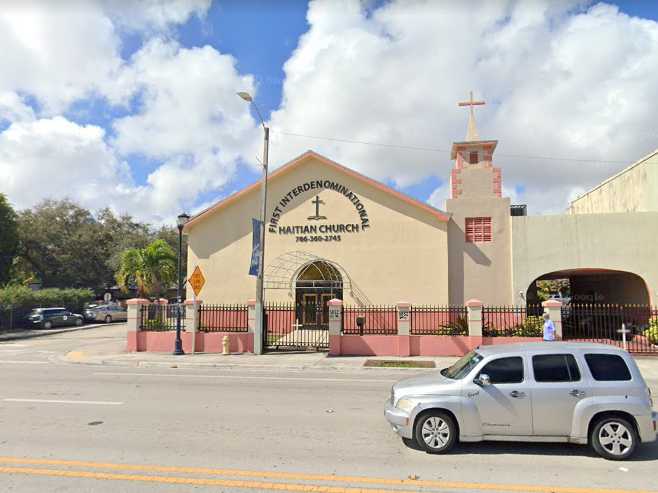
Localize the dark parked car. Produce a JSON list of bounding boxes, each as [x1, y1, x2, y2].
[[27, 308, 84, 329]]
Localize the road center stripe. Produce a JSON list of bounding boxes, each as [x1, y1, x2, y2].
[[0, 457, 653, 493], [0, 360, 47, 365], [3, 398, 123, 406]]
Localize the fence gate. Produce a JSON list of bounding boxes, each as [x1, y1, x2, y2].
[[264, 303, 329, 352], [562, 304, 657, 354]]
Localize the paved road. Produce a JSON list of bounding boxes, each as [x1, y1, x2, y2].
[[0, 327, 656, 492]]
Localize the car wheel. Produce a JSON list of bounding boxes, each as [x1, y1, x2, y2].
[[591, 416, 637, 460], [75, 318, 83, 326], [414, 411, 457, 454], [105, 315, 112, 324], [43, 321, 52, 329]]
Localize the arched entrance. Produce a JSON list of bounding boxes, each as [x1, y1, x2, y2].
[[525, 268, 650, 306], [295, 260, 343, 328], [524, 269, 656, 352]]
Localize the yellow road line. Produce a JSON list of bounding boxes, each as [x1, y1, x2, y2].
[[0, 456, 653, 493], [0, 467, 405, 493]]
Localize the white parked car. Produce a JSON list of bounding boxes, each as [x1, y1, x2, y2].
[[385, 342, 657, 460]]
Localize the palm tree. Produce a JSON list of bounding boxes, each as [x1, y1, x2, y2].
[[115, 239, 177, 298]]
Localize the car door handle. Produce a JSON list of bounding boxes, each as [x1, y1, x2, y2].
[[509, 390, 526, 398], [569, 389, 586, 397]]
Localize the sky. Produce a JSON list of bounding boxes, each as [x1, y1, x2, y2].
[[1, 0, 657, 224]]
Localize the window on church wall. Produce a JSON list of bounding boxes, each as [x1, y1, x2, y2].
[[468, 151, 479, 164], [465, 217, 492, 243]]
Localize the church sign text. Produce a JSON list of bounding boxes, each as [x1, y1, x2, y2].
[[268, 180, 371, 243]]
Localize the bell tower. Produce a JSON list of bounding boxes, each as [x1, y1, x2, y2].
[[446, 91, 512, 305], [449, 91, 501, 199]]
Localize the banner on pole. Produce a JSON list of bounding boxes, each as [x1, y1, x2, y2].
[[249, 218, 262, 276]]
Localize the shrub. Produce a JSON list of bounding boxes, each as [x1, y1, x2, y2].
[[512, 316, 544, 337], [438, 316, 468, 335], [0, 285, 93, 313], [645, 318, 658, 345], [143, 319, 170, 331]]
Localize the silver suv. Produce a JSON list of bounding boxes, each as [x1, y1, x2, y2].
[[385, 342, 657, 460]]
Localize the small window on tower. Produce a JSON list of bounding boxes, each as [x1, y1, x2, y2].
[[469, 151, 479, 164], [465, 217, 492, 243]]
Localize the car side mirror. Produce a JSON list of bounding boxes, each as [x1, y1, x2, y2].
[[475, 374, 491, 387]]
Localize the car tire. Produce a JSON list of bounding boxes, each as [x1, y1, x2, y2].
[[43, 321, 52, 329], [105, 315, 112, 324], [591, 416, 637, 460], [414, 411, 457, 454], [75, 318, 83, 326]]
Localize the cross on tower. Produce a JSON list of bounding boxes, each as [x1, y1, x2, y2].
[[458, 91, 485, 141]]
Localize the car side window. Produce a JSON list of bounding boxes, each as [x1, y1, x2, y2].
[[584, 354, 631, 381], [479, 357, 523, 384], [532, 354, 581, 382]]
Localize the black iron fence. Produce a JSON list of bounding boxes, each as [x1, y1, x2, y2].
[[199, 304, 249, 332], [482, 304, 543, 337], [0, 306, 33, 331], [410, 305, 468, 335], [342, 305, 397, 335], [562, 304, 658, 353], [264, 303, 329, 351], [139, 304, 185, 331]]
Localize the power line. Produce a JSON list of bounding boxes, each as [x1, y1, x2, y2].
[[274, 129, 629, 165]]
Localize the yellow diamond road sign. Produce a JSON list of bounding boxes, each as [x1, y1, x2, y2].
[[189, 266, 206, 297]]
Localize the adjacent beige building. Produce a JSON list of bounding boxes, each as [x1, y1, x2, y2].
[[184, 98, 658, 309], [569, 150, 658, 214]]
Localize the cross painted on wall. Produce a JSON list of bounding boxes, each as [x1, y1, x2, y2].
[[307, 195, 327, 221]]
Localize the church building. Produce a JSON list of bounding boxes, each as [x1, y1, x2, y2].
[[183, 95, 658, 312]]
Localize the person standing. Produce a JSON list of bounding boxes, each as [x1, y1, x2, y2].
[[543, 312, 556, 341]]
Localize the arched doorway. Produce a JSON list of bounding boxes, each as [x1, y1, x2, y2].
[[525, 268, 650, 306], [295, 260, 343, 329]]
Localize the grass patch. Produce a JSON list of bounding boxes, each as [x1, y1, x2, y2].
[[364, 359, 435, 368]]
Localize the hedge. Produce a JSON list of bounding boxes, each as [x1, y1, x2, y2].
[[0, 286, 94, 329]]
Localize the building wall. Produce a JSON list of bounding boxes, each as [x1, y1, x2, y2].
[[185, 156, 449, 305], [569, 150, 658, 214], [511, 212, 658, 305], [446, 195, 513, 305]]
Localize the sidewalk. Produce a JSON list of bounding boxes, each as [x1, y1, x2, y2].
[[63, 346, 459, 371], [0, 323, 107, 342], [61, 346, 658, 379]]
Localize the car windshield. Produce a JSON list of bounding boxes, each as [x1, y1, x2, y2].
[[441, 351, 483, 380]]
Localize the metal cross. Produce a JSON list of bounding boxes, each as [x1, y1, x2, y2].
[[458, 90, 485, 108], [307, 195, 327, 221]]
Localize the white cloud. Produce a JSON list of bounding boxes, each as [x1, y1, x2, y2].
[[0, 92, 36, 124], [0, 0, 254, 224], [0, 117, 133, 211], [0, 1, 212, 113], [270, 0, 658, 212], [427, 182, 449, 211], [111, 38, 261, 218], [102, 0, 210, 31]]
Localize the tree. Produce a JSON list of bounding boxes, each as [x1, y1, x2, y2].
[[0, 194, 18, 285], [115, 239, 177, 298], [16, 200, 110, 289]]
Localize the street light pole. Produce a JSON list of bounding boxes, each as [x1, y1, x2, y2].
[[174, 212, 190, 355], [238, 91, 268, 355]]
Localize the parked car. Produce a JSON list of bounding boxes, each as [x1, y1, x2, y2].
[[84, 304, 127, 323], [27, 308, 84, 329], [385, 342, 657, 460]]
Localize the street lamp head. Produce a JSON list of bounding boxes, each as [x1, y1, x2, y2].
[[237, 91, 253, 102], [177, 212, 191, 229]]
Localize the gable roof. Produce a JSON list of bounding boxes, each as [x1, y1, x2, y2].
[[185, 150, 450, 230]]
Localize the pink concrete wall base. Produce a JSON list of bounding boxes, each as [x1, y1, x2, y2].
[[130, 331, 254, 353], [336, 335, 543, 357]]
